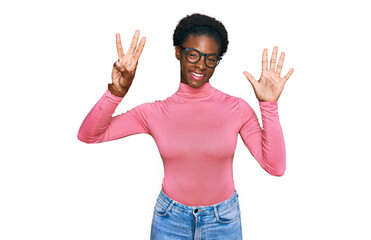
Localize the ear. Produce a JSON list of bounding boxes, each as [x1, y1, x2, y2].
[[175, 46, 181, 60]]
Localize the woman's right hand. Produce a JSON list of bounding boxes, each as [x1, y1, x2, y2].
[[112, 30, 146, 92]]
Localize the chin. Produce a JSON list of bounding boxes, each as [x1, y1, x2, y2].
[[187, 79, 209, 88]]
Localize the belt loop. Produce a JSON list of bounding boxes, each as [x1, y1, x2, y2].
[[166, 200, 175, 212], [213, 206, 219, 218]]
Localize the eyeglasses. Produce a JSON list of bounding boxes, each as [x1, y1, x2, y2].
[[179, 46, 222, 68]]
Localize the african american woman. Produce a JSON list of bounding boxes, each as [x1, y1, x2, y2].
[[78, 13, 294, 240]]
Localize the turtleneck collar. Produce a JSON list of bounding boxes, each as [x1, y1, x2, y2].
[[175, 81, 216, 101]]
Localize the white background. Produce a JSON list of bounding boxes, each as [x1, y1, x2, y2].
[[1, 0, 370, 239]]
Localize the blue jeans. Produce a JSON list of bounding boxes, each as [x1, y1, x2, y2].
[[150, 189, 243, 240]]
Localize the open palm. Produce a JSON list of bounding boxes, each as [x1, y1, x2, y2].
[[243, 46, 294, 102]]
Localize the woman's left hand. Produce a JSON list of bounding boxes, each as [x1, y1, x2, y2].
[[243, 46, 294, 102]]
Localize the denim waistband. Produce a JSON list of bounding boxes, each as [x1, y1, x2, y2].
[[156, 189, 239, 216]]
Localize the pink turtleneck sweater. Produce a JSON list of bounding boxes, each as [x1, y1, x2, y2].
[[78, 82, 285, 206]]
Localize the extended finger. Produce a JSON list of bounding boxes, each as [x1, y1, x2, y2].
[[282, 68, 294, 84], [243, 71, 258, 87], [127, 30, 140, 56], [269, 46, 278, 71], [276, 52, 285, 76], [262, 48, 268, 71], [116, 33, 125, 59], [133, 36, 146, 61]]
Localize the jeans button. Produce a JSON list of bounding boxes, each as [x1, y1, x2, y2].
[[194, 209, 198, 213]]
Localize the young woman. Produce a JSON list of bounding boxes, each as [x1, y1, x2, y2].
[[78, 13, 294, 240]]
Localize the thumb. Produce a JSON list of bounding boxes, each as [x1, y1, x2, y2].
[[115, 60, 120, 69], [112, 60, 120, 71], [243, 71, 258, 87]]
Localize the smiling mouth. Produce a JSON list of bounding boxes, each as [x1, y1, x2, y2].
[[190, 71, 205, 80]]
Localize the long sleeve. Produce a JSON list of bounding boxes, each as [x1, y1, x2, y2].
[[77, 89, 152, 144], [238, 98, 286, 176]]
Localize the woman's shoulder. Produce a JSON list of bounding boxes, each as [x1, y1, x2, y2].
[[213, 87, 244, 104], [212, 87, 254, 113], [136, 94, 174, 112]]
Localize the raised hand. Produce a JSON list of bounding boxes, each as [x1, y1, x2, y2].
[[243, 46, 294, 102], [112, 30, 146, 92]]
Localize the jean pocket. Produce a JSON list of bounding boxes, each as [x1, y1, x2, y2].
[[153, 199, 170, 217], [215, 200, 240, 224]]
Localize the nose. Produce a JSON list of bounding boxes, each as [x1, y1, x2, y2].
[[195, 55, 207, 70]]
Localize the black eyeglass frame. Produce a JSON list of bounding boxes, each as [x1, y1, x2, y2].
[[179, 46, 222, 68]]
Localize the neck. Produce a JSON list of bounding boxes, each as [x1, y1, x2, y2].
[[175, 81, 216, 101]]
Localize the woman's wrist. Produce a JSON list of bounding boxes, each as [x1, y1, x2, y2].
[[108, 83, 128, 97]]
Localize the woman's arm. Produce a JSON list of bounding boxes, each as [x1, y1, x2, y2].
[[77, 30, 148, 143], [240, 46, 294, 175], [77, 90, 151, 144], [238, 98, 285, 176]]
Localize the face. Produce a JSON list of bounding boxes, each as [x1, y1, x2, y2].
[[176, 35, 220, 88]]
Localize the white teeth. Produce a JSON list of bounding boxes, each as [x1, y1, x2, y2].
[[191, 72, 204, 77]]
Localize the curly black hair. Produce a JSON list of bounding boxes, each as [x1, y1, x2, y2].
[[173, 13, 229, 56]]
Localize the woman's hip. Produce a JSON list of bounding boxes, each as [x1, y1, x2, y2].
[[150, 189, 243, 240]]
